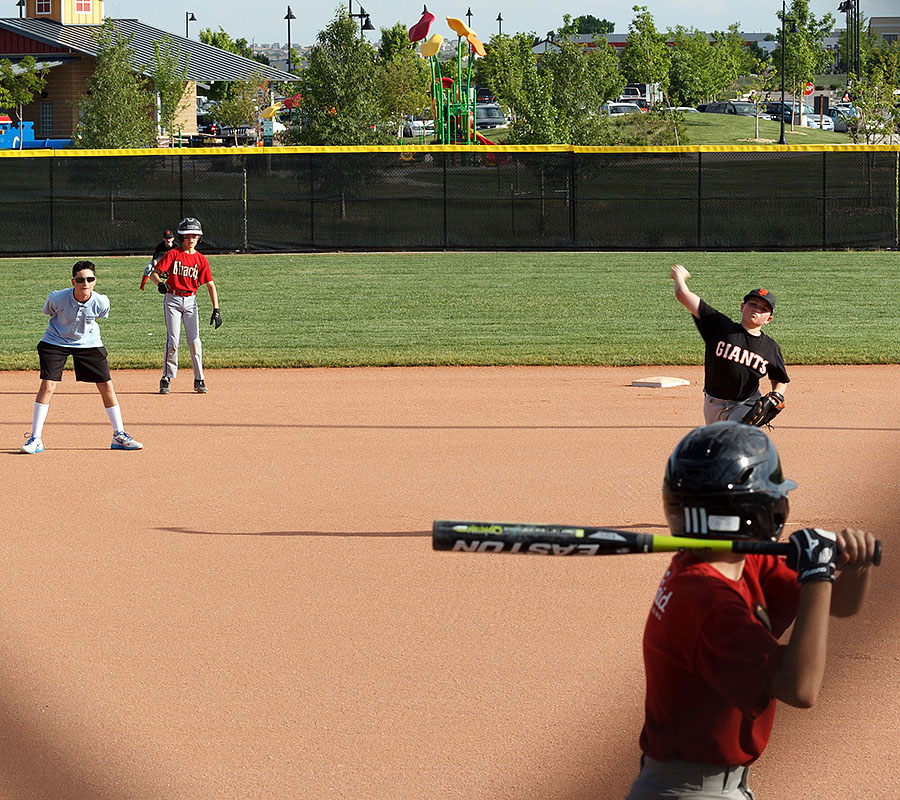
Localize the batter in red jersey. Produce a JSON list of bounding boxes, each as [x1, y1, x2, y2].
[[151, 217, 222, 394], [626, 422, 877, 799]]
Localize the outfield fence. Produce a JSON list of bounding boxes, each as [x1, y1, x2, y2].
[[1, 144, 898, 254]]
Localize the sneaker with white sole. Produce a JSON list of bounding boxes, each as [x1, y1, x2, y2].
[[194, 378, 208, 393], [20, 434, 44, 454], [159, 377, 170, 394], [111, 431, 143, 450]]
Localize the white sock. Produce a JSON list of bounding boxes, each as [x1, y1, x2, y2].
[[32, 402, 49, 438], [105, 404, 124, 433]]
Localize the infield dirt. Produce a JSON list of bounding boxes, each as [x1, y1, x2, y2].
[[1, 366, 897, 799]]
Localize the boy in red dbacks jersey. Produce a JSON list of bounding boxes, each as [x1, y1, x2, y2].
[[626, 422, 877, 799], [151, 217, 221, 394]]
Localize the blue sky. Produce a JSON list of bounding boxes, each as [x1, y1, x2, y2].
[[103, 0, 897, 48]]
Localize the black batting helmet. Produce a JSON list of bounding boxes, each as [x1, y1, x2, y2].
[[663, 421, 796, 541], [178, 217, 203, 236]]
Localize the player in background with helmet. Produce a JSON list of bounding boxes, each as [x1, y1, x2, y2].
[[150, 217, 221, 394], [670, 264, 788, 425], [140, 229, 177, 290], [626, 422, 877, 800], [20, 261, 143, 453]]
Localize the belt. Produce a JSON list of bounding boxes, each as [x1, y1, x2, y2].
[[166, 288, 195, 297]]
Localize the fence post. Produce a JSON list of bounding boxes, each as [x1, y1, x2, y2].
[[570, 149, 577, 247], [442, 152, 448, 248], [48, 156, 55, 253], [242, 160, 249, 251], [179, 154, 184, 221], [895, 150, 899, 251], [822, 151, 827, 249], [696, 152, 702, 248]]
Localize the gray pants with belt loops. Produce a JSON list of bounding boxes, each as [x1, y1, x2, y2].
[[703, 391, 761, 426], [626, 755, 754, 799], [163, 293, 203, 381]]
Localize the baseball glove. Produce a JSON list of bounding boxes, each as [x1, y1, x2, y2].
[[742, 391, 785, 427]]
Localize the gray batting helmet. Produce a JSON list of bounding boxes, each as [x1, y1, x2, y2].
[[662, 422, 797, 541], [178, 217, 203, 236]]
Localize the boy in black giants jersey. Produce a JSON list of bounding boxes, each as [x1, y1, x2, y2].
[[670, 264, 789, 425]]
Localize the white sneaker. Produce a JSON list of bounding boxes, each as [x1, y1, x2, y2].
[[111, 431, 143, 450], [20, 434, 44, 454]]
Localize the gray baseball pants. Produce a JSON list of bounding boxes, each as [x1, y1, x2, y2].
[[626, 755, 754, 799], [162, 293, 203, 381], [702, 391, 761, 425]]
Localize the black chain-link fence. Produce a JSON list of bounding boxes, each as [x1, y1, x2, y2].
[[1, 147, 897, 254]]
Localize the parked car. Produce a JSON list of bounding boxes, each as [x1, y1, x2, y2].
[[600, 102, 643, 117], [703, 101, 757, 117], [765, 101, 815, 123], [827, 106, 858, 132], [475, 86, 495, 104], [475, 103, 507, 130], [803, 112, 835, 131], [619, 97, 650, 112], [661, 106, 700, 113], [403, 118, 435, 137]]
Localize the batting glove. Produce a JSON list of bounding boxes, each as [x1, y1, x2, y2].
[[786, 528, 838, 583], [210, 308, 222, 329], [157, 282, 167, 295]]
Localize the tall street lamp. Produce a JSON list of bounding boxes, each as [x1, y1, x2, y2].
[[16, 0, 25, 18], [185, 11, 197, 39], [777, 1, 797, 146], [284, 6, 296, 74], [466, 7, 472, 28], [496, 12, 502, 35], [349, 1, 375, 37]]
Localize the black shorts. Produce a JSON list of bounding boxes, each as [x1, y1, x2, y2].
[[38, 341, 111, 383]]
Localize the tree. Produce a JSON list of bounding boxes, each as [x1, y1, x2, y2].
[[75, 20, 156, 148], [746, 59, 778, 139], [509, 37, 623, 144], [289, 10, 389, 145], [667, 27, 718, 107], [146, 33, 190, 143], [199, 26, 268, 102], [376, 24, 430, 138], [474, 32, 537, 123], [620, 6, 671, 90], [0, 56, 48, 149], [710, 25, 753, 96], [210, 71, 268, 145], [848, 68, 900, 144], [574, 15, 614, 36], [772, 0, 834, 128]]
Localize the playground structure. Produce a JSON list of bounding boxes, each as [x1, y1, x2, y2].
[[408, 9, 494, 145], [0, 115, 71, 149]]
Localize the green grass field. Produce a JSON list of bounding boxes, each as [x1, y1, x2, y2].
[[2, 251, 898, 370], [402, 110, 853, 146]]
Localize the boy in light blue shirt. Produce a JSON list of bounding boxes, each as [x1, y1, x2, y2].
[[20, 260, 143, 453]]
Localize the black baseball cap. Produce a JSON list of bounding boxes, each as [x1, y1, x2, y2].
[[743, 288, 775, 311], [164, 229, 174, 237]]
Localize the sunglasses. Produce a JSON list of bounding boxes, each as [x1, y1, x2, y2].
[[74, 276, 96, 284]]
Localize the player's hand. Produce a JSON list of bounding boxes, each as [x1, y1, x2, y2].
[[669, 264, 690, 280], [157, 282, 167, 295], [834, 528, 877, 569], [210, 308, 222, 329], [786, 528, 838, 583]]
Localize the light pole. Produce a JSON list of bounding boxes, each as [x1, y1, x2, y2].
[[349, 1, 375, 37], [185, 11, 197, 39], [778, 1, 796, 145], [496, 12, 502, 35], [284, 6, 296, 74], [465, 7, 472, 28], [16, 0, 24, 18]]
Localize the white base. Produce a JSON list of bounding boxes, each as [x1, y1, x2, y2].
[[631, 376, 691, 388]]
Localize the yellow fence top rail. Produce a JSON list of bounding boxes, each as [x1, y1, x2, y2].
[[1, 143, 898, 158]]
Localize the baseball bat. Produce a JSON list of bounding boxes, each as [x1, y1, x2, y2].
[[433, 520, 882, 566]]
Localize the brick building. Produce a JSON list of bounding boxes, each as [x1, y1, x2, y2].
[[0, 0, 293, 140]]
